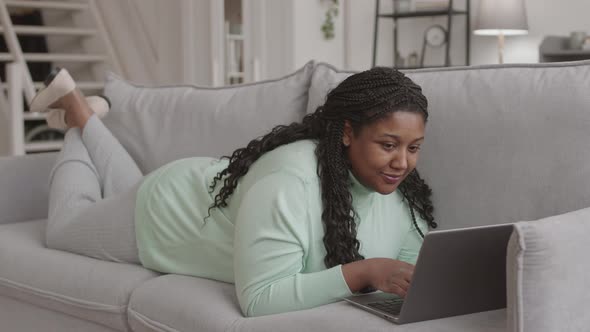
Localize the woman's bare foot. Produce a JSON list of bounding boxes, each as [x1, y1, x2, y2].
[[50, 89, 94, 130]]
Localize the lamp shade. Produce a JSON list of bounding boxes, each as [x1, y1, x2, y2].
[[474, 0, 529, 36]]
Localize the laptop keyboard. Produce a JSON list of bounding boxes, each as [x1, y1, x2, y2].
[[367, 298, 404, 315]]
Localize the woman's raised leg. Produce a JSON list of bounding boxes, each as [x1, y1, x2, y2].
[[45, 72, 144, 263], [47, 125, 142, 264]]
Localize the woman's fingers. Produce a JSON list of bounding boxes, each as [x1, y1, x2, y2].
[[392, 277, 410, 291], [369, 258, 417, 296], [388, 284, 407, 298], [397, 265, 414, 283]]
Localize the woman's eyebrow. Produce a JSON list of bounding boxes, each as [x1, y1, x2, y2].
[[381, 134, 425, 142]]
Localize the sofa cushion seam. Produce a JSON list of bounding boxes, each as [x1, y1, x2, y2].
[[127, 307, 180, 332], [0, 276, 125, 313], [513, 223, 526, 332], [224, 315, 244, 332]]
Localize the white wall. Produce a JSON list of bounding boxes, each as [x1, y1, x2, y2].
[[94, 0, 212, 85], [43, 0, 590, 86], [292, 0, 345, 69], [99, 0, 347, 85], [251, 0, 346, 78], [88, 0, 344, 84], [96, 0, 179, 84], [97, 0, 345, 85], [344, 0, 590, 71], [226, 0, 345, 80]]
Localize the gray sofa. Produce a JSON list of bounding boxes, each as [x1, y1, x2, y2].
[[2, 60, 590, 332]]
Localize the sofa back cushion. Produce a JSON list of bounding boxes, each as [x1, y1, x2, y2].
[[102, 61, 314, 173], [307, 62, 590, 230]]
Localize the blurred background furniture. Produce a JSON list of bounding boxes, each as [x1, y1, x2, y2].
[[539, 35, 590, 62], [372, 0, 471, 68], [473, 0, 529, 64]]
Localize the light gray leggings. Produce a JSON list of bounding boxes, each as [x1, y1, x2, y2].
[[46, 115, 143, 264]]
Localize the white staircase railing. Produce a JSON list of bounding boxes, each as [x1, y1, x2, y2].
[[0, 0, 122, 155], [0, 63, 25, 156], [0, 0, 35, 103]]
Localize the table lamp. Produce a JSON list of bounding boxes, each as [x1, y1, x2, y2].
[[473, 0, 529, 64]]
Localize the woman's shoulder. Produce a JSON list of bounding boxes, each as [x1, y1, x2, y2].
[[147, 156, 226, 176], [139, 157, 227, 193], [251, 139, 319, 179], [270, 139, 318, 156]]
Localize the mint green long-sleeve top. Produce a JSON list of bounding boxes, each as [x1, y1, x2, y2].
[[135, 139, 427, 317]]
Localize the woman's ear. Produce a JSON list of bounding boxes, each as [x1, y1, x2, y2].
[[342, 120, 353, 147]]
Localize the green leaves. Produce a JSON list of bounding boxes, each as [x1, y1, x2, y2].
[[321, 0, 339, 40]]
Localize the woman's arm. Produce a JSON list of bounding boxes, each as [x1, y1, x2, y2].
[[233, 172, 353, 317], [233, 172, 419, 316]]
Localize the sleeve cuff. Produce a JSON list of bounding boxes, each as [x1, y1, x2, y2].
[[337, 264, 354, 297]]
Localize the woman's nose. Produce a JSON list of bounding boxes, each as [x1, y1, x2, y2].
[[390, 151, 408, 171]]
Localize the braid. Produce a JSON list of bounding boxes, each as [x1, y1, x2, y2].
[[209, 66, 436, 269], [317, 119, 364, 267], [399, 170, 437, 237]]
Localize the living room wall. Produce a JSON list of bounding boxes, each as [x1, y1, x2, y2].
[[213, 0, 590, 76], [42, 0, 590, 84], [93, 0, 211, 85], [344, 0, 590, 70]]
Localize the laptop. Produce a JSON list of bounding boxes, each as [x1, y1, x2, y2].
[[343, 223, 514, 324]]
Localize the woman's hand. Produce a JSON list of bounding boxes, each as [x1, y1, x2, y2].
[[366, 258, 414, 297], [342, 258, 415, 297]]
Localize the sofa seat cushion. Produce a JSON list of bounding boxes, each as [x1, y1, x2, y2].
[[128, 274, 506, 332], [0, 220, 159, 331]]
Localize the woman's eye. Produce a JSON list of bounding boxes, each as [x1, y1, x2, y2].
[[409, 146, 421, 153], [382, 143, 396, 150]]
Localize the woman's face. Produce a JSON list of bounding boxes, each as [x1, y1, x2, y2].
[[343, 111, 426, 195]]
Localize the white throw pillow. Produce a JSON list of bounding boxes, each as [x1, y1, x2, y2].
[[102, 61, 315, 173]]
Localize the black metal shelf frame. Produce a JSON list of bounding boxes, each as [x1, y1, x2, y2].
[[372, 0, 471, 68]]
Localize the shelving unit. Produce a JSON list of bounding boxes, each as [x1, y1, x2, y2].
[[372, 0, 471, 68]]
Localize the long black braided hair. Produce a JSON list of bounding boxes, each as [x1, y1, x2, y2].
[[209, 67, 437, 269]]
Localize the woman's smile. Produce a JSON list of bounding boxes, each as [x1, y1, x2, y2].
[[381, 172, 403, 184]]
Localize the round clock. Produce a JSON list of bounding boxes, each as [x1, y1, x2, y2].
[[425, 25, 447, 47]]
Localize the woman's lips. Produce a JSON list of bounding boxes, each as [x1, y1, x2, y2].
[[382, 173, 403, 184]]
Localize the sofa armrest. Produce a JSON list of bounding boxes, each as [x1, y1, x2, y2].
[[0, 152, 57, 224], [506, 207, 590, 332]]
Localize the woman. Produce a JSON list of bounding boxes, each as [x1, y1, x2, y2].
[[34, 66, 436, 317]]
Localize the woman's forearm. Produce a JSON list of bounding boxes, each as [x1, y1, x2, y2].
[[341, 259, 373, 293], [236, 265, 354, 317]]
